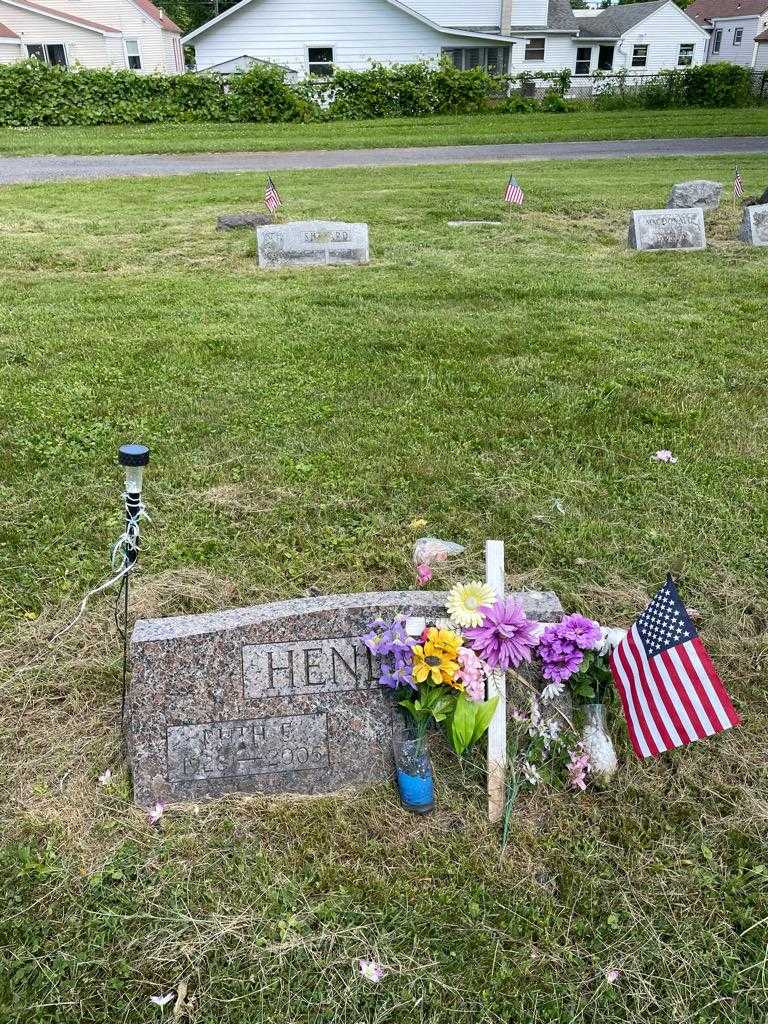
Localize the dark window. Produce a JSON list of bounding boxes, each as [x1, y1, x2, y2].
[[733, 27, 743, 45], [597, 44, 614, 71], [678, 42, 695, 65], [631, 44, 648, 68], [440, 46, 507, 75], [125, 39, 142, 70], [575, 46, 591, 76], [308, 46, 333, 76], [524, 37, 545, 61], [27, 42, 67, 66], [713, 29, 722, 53]]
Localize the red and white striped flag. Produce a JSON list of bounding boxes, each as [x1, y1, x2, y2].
[[265, 175, 282, 213], [733, 167, 744, 199], [504, 175, 524, 206], [609, 575, 740, 759]]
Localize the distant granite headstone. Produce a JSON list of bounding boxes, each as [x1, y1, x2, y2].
[[666, 180, 723, 211], [739, 203, 768, 246], [256, 220, 369, 269], [126, 589, 562, 807], [628, 208, 706, 252], [217, 211, 274, 230]]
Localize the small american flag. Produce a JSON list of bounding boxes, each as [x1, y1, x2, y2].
[[610, 575, 740, 760], [504, 175, 524, 206], [733, 167, 744, 199], [265, 176, 282, 213]]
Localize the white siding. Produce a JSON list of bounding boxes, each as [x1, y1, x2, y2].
[[405, 0, 500, 29], [162, 28, 183, 71], [507, 0, 546, 28], [753, 40, 768, 71], [508, 33, 574, 73], [0, 2, 111, 65], [192, 0, 509, 74], [52, 0, 171, 71], [0, 39, 21, 61], [615, 2, 706, 73], [705, 15, 758, 66]]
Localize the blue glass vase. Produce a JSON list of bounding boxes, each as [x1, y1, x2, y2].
[[394, 737, 434, 814]]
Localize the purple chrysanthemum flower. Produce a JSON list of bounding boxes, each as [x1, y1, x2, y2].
[[559, 613, 602, 651], [537, 622, 584, 682], [464, 598, 539, 670]]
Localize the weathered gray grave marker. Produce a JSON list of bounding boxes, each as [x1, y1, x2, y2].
[[127, 588, 561, 808], [628, 208, 706, 252], [739, 203, 768, 246], [666, 180, 723, 211], [256, 220, 369, 268]]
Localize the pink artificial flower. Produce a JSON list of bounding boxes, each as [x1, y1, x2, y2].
[[456, 647, 485, 702], [567, 746, 591, 792], [415, 563, 433, 586]]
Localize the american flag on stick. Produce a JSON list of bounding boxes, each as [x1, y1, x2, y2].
[[733, 167, 744, 199], [504, 175, 524, 206], [265, 175, 282, 213], [609, 575, 740, 760]]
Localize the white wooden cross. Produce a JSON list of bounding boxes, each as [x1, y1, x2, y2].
[[485, 539, 507, 823]]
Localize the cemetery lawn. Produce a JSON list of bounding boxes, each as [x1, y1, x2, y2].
[[0, 105, 767, 156], [2, 154, 768, 1024]]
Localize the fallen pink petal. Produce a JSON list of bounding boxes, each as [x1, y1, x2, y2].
[[605, 968, 621, 985], [651, 450, 678, 464], [358, 959, 385, 982], [149, 991, 175, 1007], [147, 802, 165, 825]]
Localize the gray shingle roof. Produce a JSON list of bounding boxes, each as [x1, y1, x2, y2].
[[547, 0, 579, 30], [577, 0, 667, 39]]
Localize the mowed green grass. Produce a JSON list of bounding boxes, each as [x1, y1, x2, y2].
[[1, 158, 767, 1024], [0, 105, 767, 155]]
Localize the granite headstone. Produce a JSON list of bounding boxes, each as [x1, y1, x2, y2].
[[126, 589, 562, 807], [666, 180, 723, 211], [628, 208, 706, 252], [256, 220, 369, 269], [739, 203, 768, 246], [217, 211, 274, 230]]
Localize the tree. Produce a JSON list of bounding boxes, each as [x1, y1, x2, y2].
[[160, 0, 243, 33], [570, 0, 589, 7]]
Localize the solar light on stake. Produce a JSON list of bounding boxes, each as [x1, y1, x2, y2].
[[116, 444, 150, 718], [52, 443, 151, 729]]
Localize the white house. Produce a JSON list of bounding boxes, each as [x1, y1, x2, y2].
[[0, 0, 184, 72], [183, 0, 707, 81], [687, 0, 768, 68]]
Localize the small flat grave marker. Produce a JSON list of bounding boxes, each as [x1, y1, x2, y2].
[[127, 589, 562, 807], [739, 203, 768, 247], [447, 220, 503, 226], [628, 208, 706, 252], [256, 220, 369, 268]]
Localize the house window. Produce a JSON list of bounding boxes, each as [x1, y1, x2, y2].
[[524, 37, 545, 61], [631, 44, 648, 67], [678, 43, 695, 66], [575, 46, 591, 76], [27, 43, 68, 66], [597, 44, 614, 71], [307, 46, 333, 76], [125, 39, 142, 70], [713, 29, 722, 53], [441, 46, 507, 75], [733, 27, 743, 45]]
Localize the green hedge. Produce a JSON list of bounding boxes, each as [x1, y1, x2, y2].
[[0, 58, 759, 128]]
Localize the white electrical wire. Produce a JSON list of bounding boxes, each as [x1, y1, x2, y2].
[[50, 495, 150, 641]]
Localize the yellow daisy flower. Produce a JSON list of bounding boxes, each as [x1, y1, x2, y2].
[[412, 634, 461, 688], [446, 582, 497, 628]]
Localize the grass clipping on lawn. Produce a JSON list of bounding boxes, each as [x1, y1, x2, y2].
[[0, 156, 767, 1023]]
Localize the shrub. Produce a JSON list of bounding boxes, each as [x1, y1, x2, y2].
[[226, 63, 317, 122]]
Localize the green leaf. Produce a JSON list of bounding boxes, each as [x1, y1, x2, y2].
[[449, 692, 476, 756], [469, 696, 499, 746]]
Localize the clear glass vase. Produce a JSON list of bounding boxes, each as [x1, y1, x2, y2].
[[393, 736, 434, 814], [581, 703, 618, 786]]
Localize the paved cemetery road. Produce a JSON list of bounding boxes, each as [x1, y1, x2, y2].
[[1, 135, 767, 184]]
